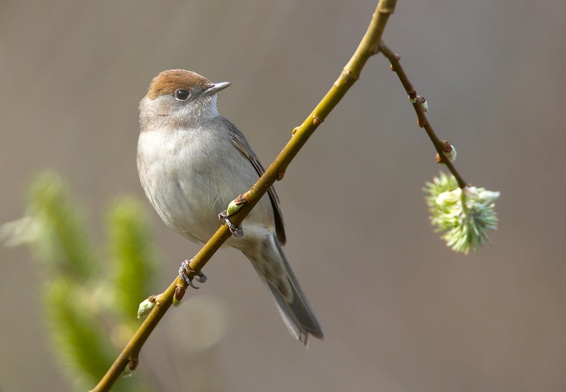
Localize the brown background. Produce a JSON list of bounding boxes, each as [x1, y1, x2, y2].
[[1, 1, 565, 391]]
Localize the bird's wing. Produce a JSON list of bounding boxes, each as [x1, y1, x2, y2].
[[228, 123, 286, 245]]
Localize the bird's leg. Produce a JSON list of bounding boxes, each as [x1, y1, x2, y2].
[[218, 193, 248, 237], [179, 259, 207, 289]]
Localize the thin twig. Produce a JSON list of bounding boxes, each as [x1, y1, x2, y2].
[[379, 42, 468, 189], [90, 1, 397, 391]]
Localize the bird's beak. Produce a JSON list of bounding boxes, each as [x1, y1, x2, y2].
[[204, 81, 231, 96]]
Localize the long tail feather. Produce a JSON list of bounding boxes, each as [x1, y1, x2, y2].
[[244, 235, 323, 346]]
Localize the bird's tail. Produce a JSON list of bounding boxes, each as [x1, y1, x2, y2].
[[244, 235, 323, 346]]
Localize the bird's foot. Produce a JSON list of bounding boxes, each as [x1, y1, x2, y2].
[[179, 259, 207, 289], [218, 194, 248, 237], [218, 210, 244, 237]]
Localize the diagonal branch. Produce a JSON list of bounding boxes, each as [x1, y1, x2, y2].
[[91, 1, 397, 390], [378, 42, 468, 188]]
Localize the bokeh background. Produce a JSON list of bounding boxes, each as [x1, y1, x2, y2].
[[1, 0, 565, 391]]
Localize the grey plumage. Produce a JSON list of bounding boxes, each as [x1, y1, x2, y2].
[[137, 69, 323, 345]]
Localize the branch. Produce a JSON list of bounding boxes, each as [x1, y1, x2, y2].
[[378, 42, 468, 189], [91, 1, 397, 390], [378, 42, 501, 254]]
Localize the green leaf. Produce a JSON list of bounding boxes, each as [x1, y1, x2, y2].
[[45, 281, 114, 390], [107, 197, 157, 325], [27, 171, 97, 280]]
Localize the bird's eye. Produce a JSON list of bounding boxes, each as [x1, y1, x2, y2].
[[174, 89, 190, 101]]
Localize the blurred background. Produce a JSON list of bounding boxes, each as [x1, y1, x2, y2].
[[1, 0, 565, 390]]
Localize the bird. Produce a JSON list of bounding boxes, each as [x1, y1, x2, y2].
[[137, 69, 323, 346]]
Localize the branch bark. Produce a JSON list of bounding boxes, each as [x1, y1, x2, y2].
[[379, 42, 468, 188]]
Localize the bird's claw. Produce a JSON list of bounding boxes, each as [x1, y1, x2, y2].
[[218, 210, 244, 237], [218, 194, 247, 237], [179, 260, 207, 289]]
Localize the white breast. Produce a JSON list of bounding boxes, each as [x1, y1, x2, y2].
[[137, 127, 274, 247]]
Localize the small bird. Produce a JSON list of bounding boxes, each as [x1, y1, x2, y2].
[[137, 69, 323, 345]]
